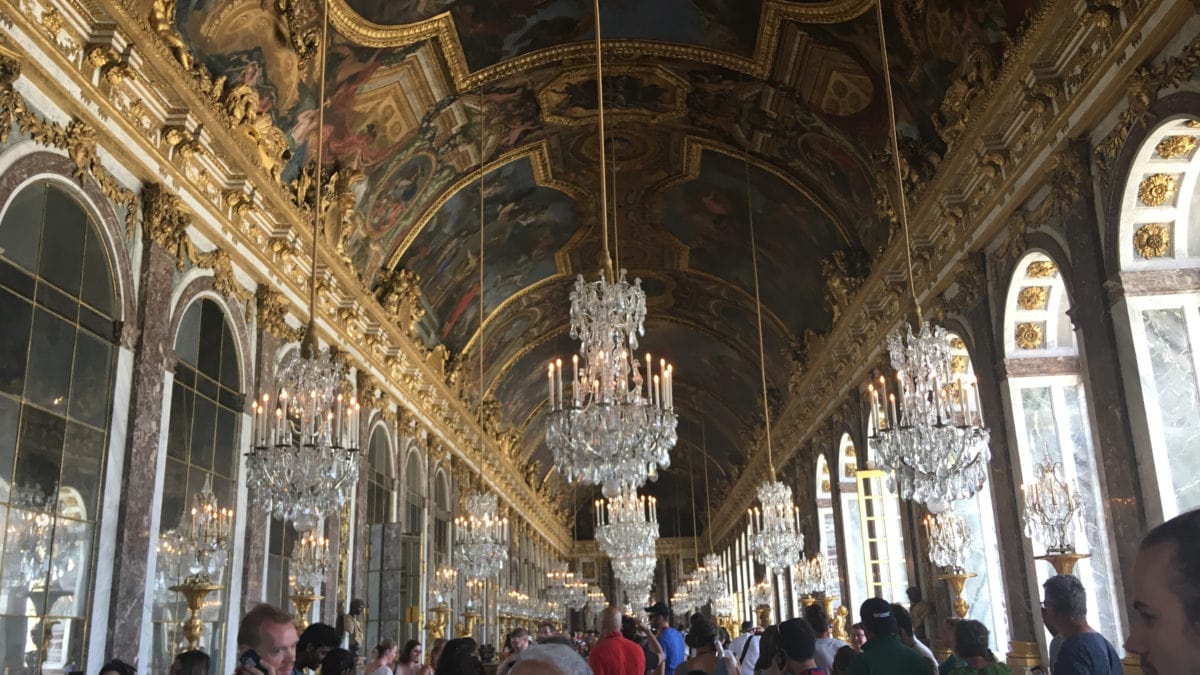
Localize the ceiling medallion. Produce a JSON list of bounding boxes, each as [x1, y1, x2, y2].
[[1134, 223, 1171, 259], [1155, 135, 1198, 160], [1015, 322, 1046, 350], [1026, 260, 1058, 278], [1017, 286, 1050, 310], [1138, 173, 1178, 207]]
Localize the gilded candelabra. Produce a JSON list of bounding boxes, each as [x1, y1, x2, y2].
[[169, 579, 224, 650], [169, 477, 233, 649], [290, 532, 329, 630], [925, 510, 975, 619], [1024, 462, 1089, 574]]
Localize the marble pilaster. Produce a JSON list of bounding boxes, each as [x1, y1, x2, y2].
[[379, 522, 406, 641], [104, 240, 176, 662]]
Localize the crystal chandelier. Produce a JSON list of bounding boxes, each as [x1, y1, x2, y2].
[[587, 585, 607, 612], [750, 578, 774, 609], [749, 482, 804, 575], [431, 566, 457, 605], [454, 491, 509, 581], [545, 0, 677, 499], [6, 485, 57, 589], [925, 510, 972, 572], [545, 564, 588, 610], [865, 0, 989, 508], [246, 10, 360, 532], [177, 476, 234, 584], [793, 554, 834, 599], [611, 553, 656, 589], [291, 531, 329, 596], [595, 487, 659, 563], [1022, 462, 1082, 554], [693, 553, 729, 606]]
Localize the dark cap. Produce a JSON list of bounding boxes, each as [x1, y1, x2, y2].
[[859, 598, 898, 636], [644, 601, 671, 618], [777, 618, 817, 662]]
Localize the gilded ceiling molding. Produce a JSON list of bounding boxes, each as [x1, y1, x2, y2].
[[537, 65, 690, 127], [329, 0, 874, 90], [384, 140, 588, 272], [707, 0, 1190, 543]]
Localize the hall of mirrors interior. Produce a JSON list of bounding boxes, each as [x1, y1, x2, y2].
[[0, 0, 1198, 674]]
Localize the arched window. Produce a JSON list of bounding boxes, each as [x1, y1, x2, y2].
[[1114, 117, 1200, 520], [364, 424, 394, 650], [941, 333, 1009, 653], [815, 453, 840, 606], [858, 437, 909, 609], [400, 449, 425, 641], [1004, 251, 1122, 644], [153, 297, 242, 673], [0, 181, 119, 674]]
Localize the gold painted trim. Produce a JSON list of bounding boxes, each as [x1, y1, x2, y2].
[[537, 64, 690, 127]]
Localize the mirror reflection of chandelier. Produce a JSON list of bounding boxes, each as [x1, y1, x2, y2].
[[545, 0, 677, 499], [544, 563, 588, 610], [6, 485, 58, 589], [865, 0, 989, 508], [453, 491, 508, 581], [246, 0, 360, 533]]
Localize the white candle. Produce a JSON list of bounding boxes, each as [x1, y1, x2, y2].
[[556, 358, 563, 410], [548, 363, 555, 410], [653, 374, 660, 408], [889, 393, 898, 426], [572, 354, 579, 405]]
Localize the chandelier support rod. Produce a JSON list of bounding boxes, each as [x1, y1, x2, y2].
[[745, 159, 775, 483], [592, 0, 612, 280], [702, 415, 714, 554], [689, 448, 700, 562], [875, 0, 920, 324], [304, 0, 331, 347], [478, 84, 486, 438]]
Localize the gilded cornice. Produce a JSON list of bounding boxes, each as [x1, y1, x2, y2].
[[329, 0, 874, 89], [706, 0, 1198, 543], [1, 0, 572, 552]]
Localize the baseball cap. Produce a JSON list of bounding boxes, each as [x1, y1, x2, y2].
[[859, 598, 899, 636]]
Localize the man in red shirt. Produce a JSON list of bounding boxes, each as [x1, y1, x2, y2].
[[589, 607, 647, 675]]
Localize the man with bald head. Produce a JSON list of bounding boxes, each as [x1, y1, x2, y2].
[[589, 607, 646, 675]]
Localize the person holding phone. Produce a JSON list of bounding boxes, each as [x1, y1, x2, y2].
[[235, 604, 298, 675]]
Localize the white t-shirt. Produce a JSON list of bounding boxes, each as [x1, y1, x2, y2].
[[729, 634, 759, 675], [911, 637, 939, 673], [813, 636, 847, 673]]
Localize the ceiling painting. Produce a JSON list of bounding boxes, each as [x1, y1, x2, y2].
[[397, 157, 584, 352]]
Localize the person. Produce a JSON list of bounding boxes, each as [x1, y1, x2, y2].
[[590, 607, 647, 675], [320, 649, 355, 675], [830, 646, 856, 675], [236, 604, 299, 675], [434, 638, 484, 675], [538, 623, 558, 641], [396, 640, 426, 675], [937, 619, 966, 675], [511, 643, 592, 675], [497, 628, 533, 675], [622, 614, 665, 675], [893, 604, 939, 672], [847, 625, 866, 654], [296, 623, 339, 673], [1124, 508, 1200, 675], [678, 613, 739, 675], [427, 638, 447, 672], [908, 588, 933, 644], [366, 639, 398, 675], [754, 626, 783, 675], [805, 603, 847, 673], [778, 617, 826, 674], [168, 650, 208, 675], [945, 620, 1008, 675], [847, 598, 935, 675], [1040, 575, 1121, 675], [729, 622, 761, 675], [647, 602, 686, 675]]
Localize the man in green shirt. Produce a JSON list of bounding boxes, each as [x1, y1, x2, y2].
[[849, 598, 937, 675]]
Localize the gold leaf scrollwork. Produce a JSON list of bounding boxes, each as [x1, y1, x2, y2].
[[1017, 286, 1050, 310], [1138, 174, 1178, 207], [256, 286, 303, 341], [374, 267, 425, 337], [1026, 260, 1058, 278], [1134, 223, 1171, 259], [1015, 322, 1046, 350], [1155, 135, 1198, 160], [141, 183, 194, 269], [192, 248, 252, 305]]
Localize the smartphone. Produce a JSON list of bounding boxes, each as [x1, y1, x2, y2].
[[239, 649, 268, 675]]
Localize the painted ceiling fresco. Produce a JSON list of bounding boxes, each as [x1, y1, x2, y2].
[[174, 0, 1034, 536]]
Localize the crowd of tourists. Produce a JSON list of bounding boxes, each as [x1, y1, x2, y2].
[[126, 507, 1197, 675]]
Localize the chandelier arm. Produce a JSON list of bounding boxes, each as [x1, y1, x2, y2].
[[592, 0, 612, 279], [875, 0, 920, 323], [745, 159, 775, 482]]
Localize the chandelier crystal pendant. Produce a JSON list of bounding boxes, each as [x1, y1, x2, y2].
[[595, 487, 659, 564], [246, 0, 360, 533], [610, 553, 657, 590], [864, 0, 990, 508], [454, 491, 509, 581], [545, 0, 677, 498]]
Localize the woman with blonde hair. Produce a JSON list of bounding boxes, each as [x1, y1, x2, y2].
[[368, 639, 398, 675]]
